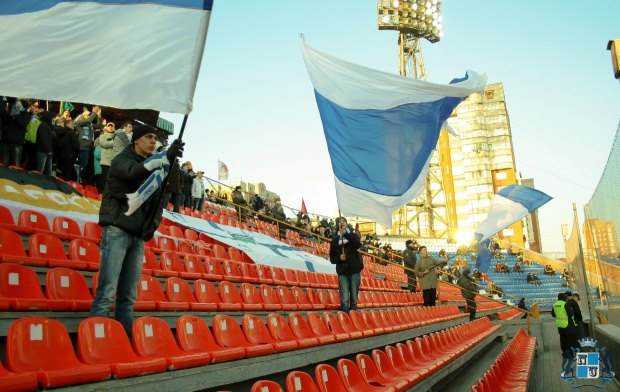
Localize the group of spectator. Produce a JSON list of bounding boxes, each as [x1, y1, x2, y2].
[[526, 272, 542, 285], [543, 264, 556, 275]]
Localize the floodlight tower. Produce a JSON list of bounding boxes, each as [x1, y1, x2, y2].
[[377, 0, 457, 241]]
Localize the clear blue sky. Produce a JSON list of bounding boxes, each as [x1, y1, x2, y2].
[[164, 0, 620, 253]]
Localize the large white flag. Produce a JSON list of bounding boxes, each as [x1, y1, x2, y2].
[[302, 42, 487, 227], [0, 0, 212, 114]]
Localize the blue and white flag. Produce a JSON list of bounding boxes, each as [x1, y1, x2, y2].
[[302, 42, 487, 226], [474, 184, 552, 243], [0, 0, 212, 114], [475, 238, 493, 273], [125, 150, 170, 216]]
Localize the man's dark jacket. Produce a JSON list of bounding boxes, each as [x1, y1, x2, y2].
[[98, 145, 164, 240], [329, 231, 364, 276]]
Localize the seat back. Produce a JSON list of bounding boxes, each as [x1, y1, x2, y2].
[[0, 205, 16, 225], [0, 263, 46, 299], [323, 312, 347, 335], [133, 316, 183, 358], [276, 286, 297, 307], [294, 270, 310, 287], [53, 216, 82, 237], [212, 314, 250, 348], [251, 380, 284, 392], [256, 264, 272, 283], [204, 257, 225, 277], [337, 311, 362, 333], [78, 317, 140, 363], [160, 251, 184, 274], [239, 263, 260, 281], [314, 364, 347, 392], [143, 249, 159, 270], [283, 269, 298, 285], [240, 283, 263, 306], [18, 210, 50, 232], [212, 244, 228, 260], [291, 286, 312, 306], [193, 279, 220, 304], [242, 314, 276, 345], [222, 260, 244, 280], [269, 266, 287, 283], [355, 354, 384, 385], [306, 313, 332, 337], [157, 237, 178, 253], [168, 226, 184, 239], [184, 229, 198, 242], [286, 371, 320, 392], [260, 284, 281, 306], [46, 268, 92, 301], [227, 247, 243, 262], [137, 275, 167, 302], [7, 316, 83, 371], [219, 281, 243, 305], [165, 277, 196, 303], [384, 345, 408, 370], [266, 313, 297, 342], [69, 239, 100, 265], [84, 222, 103, 243], [29, 233, 67, 260], [337, 359, 373, 391], [184, 254, 206, 275], [288, 313, 317, 339], [175, 315, 224, 354], [0, 227, 27, 257], [371, 349, 399, 377], [348, 311, 371, 332]]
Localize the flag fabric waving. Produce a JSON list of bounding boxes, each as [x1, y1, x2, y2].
[[301, 198, 308, 215], [475, 238, 493, 273], [474, 184, 552, 243], [0, 0, 212, 114], [302, 42, 487, 227], [218, 160, 229, 181]]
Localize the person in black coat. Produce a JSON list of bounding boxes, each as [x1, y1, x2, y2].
[[35, 111, 55, 175], [53, 117, 80, 181], [329, 217, 364, 313], [0, 100, 30, 166]]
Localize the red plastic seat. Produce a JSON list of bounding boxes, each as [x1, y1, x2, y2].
[[6, 316, 110, 388], [239, 262, 260, 283], [133, 316, 211, 369], [211, 244, 229, 263], [219, 281, 262, 311], [77, 317, 167, 378], [211, 314, 274, 358], [276, 285, 299, 310], [323, 312, 354, 340], [256, 264, 274, 284], [267, 313, 318, 349], [162, 251, 201, 280], [286, 371, 320, 392], [289, 312, 334, 345], [157, 236, 178, 253], [175, 315, 245, 363], [268, 266, 287, 285], [355, 354, 409, 391], [18, 209, 52, 234], [69, 238, 101, 271], [0, 205, 25, 233], [227, 247, 244, 262], [29, 233, 88, 270], [242, 282, 279, 311], [314, 363, 349, 392], [259, 284, 285, 310], [251, 380, 285, 392], [139, 249, 158, 276], [337, 358, 395, 392], [137, 275, 187, 311], [294, 270, 311, 287], [0, 263, 71, 310], [384, 345, 428, 380], [165, 277, 216, 311], [312, 289, 338, 310], [348, 311, 377, 337], [0, 359, 39, 392], [292, 286, 321, 310], [283, 268, 299, 286], [184, 254, 208, 278], [307, 313, 348, 342], [336, 311, 365, 338], [0, 227, 47, 266], [45, 268, 93, 311], [193, 279, 239, 311], [371, 349, 417, 388], [203, 257, 225, 281], [184, 228, 199, 242], [168, 225, 184, 239], [83, 222, 103, 244], [222, 260, 247, 283], [242, 314, 298, 352], [52, 216, 83, 241]]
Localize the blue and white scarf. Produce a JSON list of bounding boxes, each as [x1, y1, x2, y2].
[[125, 150, 170, 216]]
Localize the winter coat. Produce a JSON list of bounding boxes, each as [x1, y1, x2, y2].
[[329, 231, 364, 276], [97, 131, 116, 166], [35, 112, 55, 154], [112, 130, 130, 160], [414, 254, 442, 290]]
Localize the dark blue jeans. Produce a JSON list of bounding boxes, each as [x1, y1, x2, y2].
[[338, 272, 361, 313], [90, 226, 144, 338]]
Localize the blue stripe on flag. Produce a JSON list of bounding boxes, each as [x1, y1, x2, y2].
[[316, 91, 462, 195], [0, 0, 213, 15], [497, 184, 553, 213]]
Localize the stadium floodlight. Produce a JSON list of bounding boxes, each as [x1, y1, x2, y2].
[[377, 0, 443, 43]]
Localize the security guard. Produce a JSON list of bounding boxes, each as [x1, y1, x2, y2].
[[551, 292, 578, 357]]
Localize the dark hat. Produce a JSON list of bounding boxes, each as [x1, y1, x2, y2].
[[131, 125, 155, 143], [405, 240, 413, 246], [564, 291, 573, 297]]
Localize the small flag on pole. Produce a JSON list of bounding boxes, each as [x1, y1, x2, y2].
[[301, 198, 308, 215], [218, 160, 229, 181]]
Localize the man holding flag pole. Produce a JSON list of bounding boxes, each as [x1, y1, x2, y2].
[[91, 126, 184, 338]]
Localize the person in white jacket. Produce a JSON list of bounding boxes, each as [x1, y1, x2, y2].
[[96, 122, 116, 193], [191, 170, 205, 211]]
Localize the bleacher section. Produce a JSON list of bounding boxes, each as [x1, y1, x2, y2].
[[0, 183, 534, 391]]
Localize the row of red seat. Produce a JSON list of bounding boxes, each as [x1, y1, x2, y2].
[[497, 308, 525, 320], [0, 264, 422, 312], [251, 317, 502, 392], [0, 307, 469, 390], [472, 328, 536, 391]]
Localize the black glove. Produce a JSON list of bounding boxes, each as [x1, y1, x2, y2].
[[166, 139, 185, 161]]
